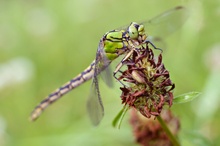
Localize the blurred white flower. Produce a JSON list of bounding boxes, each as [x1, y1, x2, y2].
[[204, 44, 220, 71], [25, 8, 56, 37], [0, 57, 34, 90]]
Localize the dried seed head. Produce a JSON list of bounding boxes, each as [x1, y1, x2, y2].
[[130, 109, 180, 146], [118, 45, 175, 118]]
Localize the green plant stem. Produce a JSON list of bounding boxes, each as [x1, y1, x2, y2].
[[157, 115, 180, 146]]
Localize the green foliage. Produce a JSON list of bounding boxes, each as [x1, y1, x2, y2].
[[173, 92, 201, 104], [112, 105, 129, 129]]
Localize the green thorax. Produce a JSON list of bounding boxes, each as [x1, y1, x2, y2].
[[103, 30, 128, 61], [103, 22, 147, 61]]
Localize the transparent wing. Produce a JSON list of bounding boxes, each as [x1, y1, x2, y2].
[[86, 40, 111, 126], [142, 6, 189, 39], [87, 76, 104, 126], [118, 6, 188, 40], [99, 48, 113, 88]]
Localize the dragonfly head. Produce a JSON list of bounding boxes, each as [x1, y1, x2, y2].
[[128, 22, 147, 43]]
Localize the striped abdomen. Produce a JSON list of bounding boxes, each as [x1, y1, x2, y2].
[[30, 60, 96, 121]]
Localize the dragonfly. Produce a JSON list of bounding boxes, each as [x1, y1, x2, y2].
[[30, 6, 188, 125]]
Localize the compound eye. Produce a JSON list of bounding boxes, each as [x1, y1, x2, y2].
[[138, 25, 144, 33], [128, 23, 138, 39]]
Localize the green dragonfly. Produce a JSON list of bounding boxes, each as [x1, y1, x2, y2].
[[30, 6, 188, 125]]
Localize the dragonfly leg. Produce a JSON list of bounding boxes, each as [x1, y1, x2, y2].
[[113, 49, 135, 87], [144, 40, 163, 53], [113, 62, 127, 87]]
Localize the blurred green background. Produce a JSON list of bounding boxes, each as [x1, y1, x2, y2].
[[0, 0, 220, 145]]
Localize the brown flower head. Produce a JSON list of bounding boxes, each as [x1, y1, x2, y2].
[[118, 45, 175, 118], [130, 109, 180, 146]]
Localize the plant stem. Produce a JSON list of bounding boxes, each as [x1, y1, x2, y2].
[[157, 115, 180, 146]]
